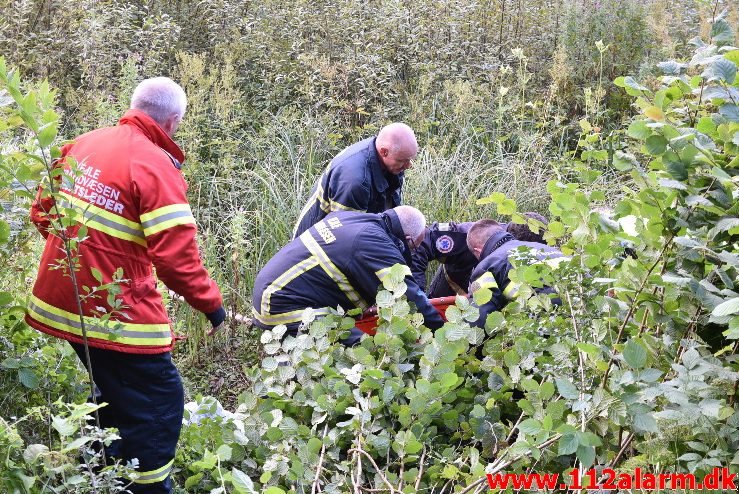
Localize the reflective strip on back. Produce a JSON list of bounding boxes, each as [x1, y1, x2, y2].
[[28, 295, 171, 347], [254, 307, 333, 326], [59, 192, 146, 246], [300, 231, 368, 309], [260, 256, 320, 317]]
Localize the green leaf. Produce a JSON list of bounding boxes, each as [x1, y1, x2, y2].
[[576, 445, 596, 467], [90, 267, 103, 283], [701, 57, 737, 83], [0, 291, 12, 306], [558, 433, 579, 455], [18, 368, 39, 389], [498, 198, 517, 215], [0, 220, 10, 243], [555, 378, 579, 400], [645, 135, 668, 155], [263, 488, 286, 494], [539, 381, 555, 400], [473, 286, 492, 306], [712, 297, 739, 317], [721, 104, 739, 123], [627, 121, 651, 139], [711, 19, 734, 45], [633, 412, 658, 433], [216, 444, 232, 461], [623, 339, 647, 369], [230, 468, 255, 494], [518, 419, 541, 435], [185, 473, 203, 489]]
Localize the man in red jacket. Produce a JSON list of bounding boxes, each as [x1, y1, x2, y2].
[[26, 77, 225, 493]]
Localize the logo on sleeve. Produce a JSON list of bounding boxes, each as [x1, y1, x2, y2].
[[436, 235, 454, 253]]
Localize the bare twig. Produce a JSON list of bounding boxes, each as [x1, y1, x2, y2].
[[311, 424, 329, 494]]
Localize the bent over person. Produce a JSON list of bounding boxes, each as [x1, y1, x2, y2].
[[411, 212, 549, 298], [292, 123, 418, 238], [466, 219, 562, 327], [255, 206, 444, 345], [26, 77, 226, 493]]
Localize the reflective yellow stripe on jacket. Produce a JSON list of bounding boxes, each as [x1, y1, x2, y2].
[[257, 256, 321, 325], [27, 295, 172, 347], [300, 231, 368, 310], [59, 192, 146, 246], [140, 204, 196, 237]]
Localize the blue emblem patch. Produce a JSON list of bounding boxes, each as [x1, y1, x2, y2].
[[436, 235, 454, 254]]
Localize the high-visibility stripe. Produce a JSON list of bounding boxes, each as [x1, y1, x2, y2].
[[328, 199, 363, 212], [300, 231, 368, 309], [27, 295, 171, 346], [133, 459, 174, 484], [473, 272, 498, 291], [376, 267, 392, 281], [261, 256, 320, 316], [502, 282, 520, 300], [293, 183, 328, 238], [140, 204, 195, 237], [254, 307, 333, 326], [59, 192, 146, 246]]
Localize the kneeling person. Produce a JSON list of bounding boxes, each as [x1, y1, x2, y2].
[[466, 219, 563, 327], [253, 206, 444, 344]]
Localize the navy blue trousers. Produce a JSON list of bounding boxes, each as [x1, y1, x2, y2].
[[71, 343, 184, 493]]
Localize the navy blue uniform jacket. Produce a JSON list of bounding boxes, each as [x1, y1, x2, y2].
[[469, 230, 562, 327], [254, 211, 444, 334], [292, 137, 403, 238], [411, 222, 478, 294]]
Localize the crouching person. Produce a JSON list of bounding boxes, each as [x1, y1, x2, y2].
[[466, 219, 563, 327], [253, 206, 444, 345]]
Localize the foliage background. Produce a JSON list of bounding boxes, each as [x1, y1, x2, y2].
[[0, 0, 738, 492]]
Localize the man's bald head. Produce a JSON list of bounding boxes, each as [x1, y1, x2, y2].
[[375, 122, 418, 175], [466, 219, 503, 259]]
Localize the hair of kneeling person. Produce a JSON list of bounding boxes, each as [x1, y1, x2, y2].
[[466, 219, 503, 254]]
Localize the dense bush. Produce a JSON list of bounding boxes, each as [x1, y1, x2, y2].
[[1, 1, 737, 492]]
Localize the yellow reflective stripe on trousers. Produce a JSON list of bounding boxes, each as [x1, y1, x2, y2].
[[133, 458, 174, 484], [140, 204, 195, 237], [27, 295, 172, 346], [300, 231, 368, 309], [254, 307, 333, 326], [260, 256, 320, 317], [59, 192, 146, 246]]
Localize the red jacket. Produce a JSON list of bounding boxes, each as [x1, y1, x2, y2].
[[26, 109, 223, 354]]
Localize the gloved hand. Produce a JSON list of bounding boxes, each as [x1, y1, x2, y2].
[[205, 306, 226, 336]]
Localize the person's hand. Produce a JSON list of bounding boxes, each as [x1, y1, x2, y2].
[[207, 321, 226, 336], [205, 306, 226, 336]]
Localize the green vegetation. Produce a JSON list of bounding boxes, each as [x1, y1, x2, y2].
[[1, 0, 738, 492]]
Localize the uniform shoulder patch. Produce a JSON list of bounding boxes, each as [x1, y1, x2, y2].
[[436, 234, 454, 254]]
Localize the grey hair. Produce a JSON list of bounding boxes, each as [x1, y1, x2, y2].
[[393, 205, 426, 239], [130, 77, 187, 125]]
